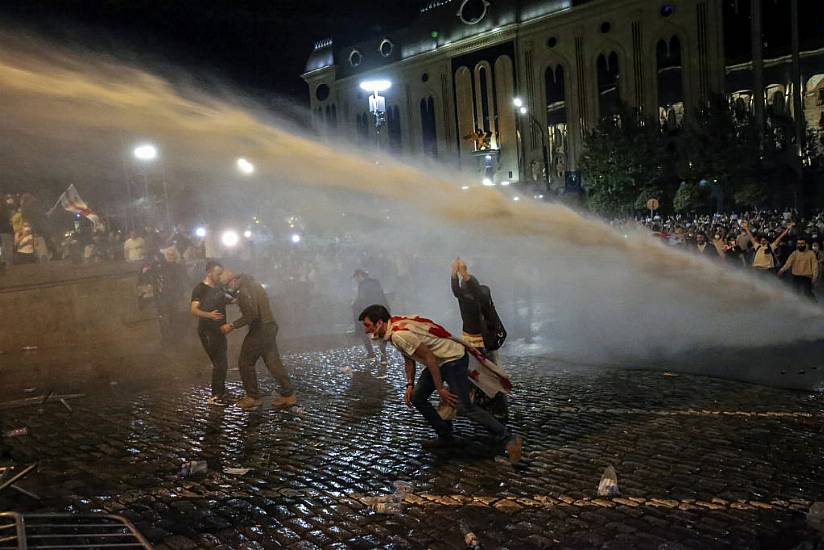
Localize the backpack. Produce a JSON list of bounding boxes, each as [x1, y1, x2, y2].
[[477, 285, 507, 351]]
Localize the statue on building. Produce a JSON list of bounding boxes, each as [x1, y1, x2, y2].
[[463, 128, 493, 150]]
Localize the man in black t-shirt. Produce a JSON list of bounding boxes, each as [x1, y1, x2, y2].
[[191, 260, 231, 406]]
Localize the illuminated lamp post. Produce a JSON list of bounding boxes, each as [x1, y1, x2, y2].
[[359, 79, 391, 147], [512, 98, 551, 191]]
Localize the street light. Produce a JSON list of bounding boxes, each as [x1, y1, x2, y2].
[[359, 79, 391, 132], [512, 98, 550, 190], [132, 142, 172, 231], [221, 230, 240, 248], [236, 157, 255, 175], [133, 144, 157, 161]]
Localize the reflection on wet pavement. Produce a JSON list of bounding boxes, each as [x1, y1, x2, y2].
[[1, 343, 823, 548]]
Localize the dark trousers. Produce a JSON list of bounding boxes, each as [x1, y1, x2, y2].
[[239, 323, 294, 398], [198, 325, 228, 397], [411, 352, 508, 441], [792, 275, 815, 299]]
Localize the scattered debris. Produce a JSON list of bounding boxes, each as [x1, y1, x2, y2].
[[662, 372, 677, 377], [291, 406, 307, 416], [21, 346, 38, 352], [597, 465, 620, 497], [338, 366, 353, 375], [808, 502, 824, 532], [0, 464, 37, 494], [392, 480, 413, 494], [0, 393, 84, 411], [40, 390, 55, 405], [59, 398, 73, 412], [3, 427, 28, 438], [223, 467, 252, 476], [460, 520, 481, 549], [494, 455, 510, 464], [370, 480, 413, 515], [178, 460, 208, 478], [10, 484, 40, 500], [23, 388, 36, 393]]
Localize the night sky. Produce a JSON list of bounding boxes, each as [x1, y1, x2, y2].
[[0, 0, 420, 105]]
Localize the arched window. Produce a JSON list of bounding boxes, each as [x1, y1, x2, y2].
[[387, 105, 402, 153], [597, 51, 620, 119], [420, 97, 438, 157], [545, 64, 568, 183], [656, 36, 684, 130], [478, 66, 491, 132]]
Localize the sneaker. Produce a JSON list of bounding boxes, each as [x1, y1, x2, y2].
[[505, 435, 523, 464], [421, 435, 456, 450], [236, 396, 262, 410], [271, 393, 297, 410], [207, 395, 230, 407]]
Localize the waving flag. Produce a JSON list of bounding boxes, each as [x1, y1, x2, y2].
[[48, 184, 103, 229]]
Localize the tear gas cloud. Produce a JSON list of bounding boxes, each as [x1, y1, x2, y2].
[[2, 30, 823, 366]]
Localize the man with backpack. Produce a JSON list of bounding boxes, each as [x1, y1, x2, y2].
[[449, 258, 508, 421], [450, 258, 506, 361]]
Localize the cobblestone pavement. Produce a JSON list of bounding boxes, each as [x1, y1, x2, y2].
[[1, 344, 823, 549]]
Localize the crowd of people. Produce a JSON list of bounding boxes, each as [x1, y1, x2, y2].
[[622, 209, 824, 299]]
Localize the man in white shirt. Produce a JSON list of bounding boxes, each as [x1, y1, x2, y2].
[[359, 304, 523, 463], [123, 230, 146, 262]]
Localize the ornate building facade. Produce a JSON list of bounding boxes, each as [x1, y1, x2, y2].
[[303, 0, 824, 191]]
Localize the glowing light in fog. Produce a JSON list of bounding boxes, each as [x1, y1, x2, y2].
[[359, 80, 392, 93], [236, 157, 255, 174], [243, 230, 252, 239], [133, 144, 157, 161], [290, 233, 301, 244], [482, 178, 494, 186], [194, 226, 207, 238], [222, 230, 240, 247]]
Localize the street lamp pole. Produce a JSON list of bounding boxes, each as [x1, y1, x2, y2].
[[513, 98, 550, 190], [359, 80, 391, 149]]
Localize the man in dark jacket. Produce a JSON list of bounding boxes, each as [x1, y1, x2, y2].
[[0, 197, 14, 270], [352, 269, 388, 363], [221, 272, 296, 411]]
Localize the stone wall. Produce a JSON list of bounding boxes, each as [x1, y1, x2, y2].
[[0, 261, 160, 354]]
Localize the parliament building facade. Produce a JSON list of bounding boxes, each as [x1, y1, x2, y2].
[[303, 0, 824, 192]]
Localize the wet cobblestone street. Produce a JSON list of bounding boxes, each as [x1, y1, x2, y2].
[[1, 345, 823, 549]]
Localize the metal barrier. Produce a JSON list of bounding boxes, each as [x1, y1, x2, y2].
[[0, 513, 152, 549]]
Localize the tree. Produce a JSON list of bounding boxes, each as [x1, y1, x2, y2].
[[673, 181, 709, 213], [579, 106, 666, 215], [675, 94, 761, 210]]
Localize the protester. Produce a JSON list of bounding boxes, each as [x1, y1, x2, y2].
[[449, 257, 509, 420], [358, 304, 523, 463], [157, 247, 189, 345], [691, 232, 720, 259], [778, 236, 818, 299], [14, 222, 36, 264], [190, 260, 230, 406], [0, 196, 14, 270], [123, 230, 147, 263], [352, 269, 389, 363], [220, 271, 297, 411], [741, 220, 792, 274]]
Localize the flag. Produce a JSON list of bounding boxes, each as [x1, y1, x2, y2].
[[48, 184, 103, 229]]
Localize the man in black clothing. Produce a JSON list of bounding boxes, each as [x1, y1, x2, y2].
[[691, 232, 720, 260], [190, 260, 230, 406], [352, 269, 388, 363], [220, 272, 296, 411], [0, 197, 13, 271]]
